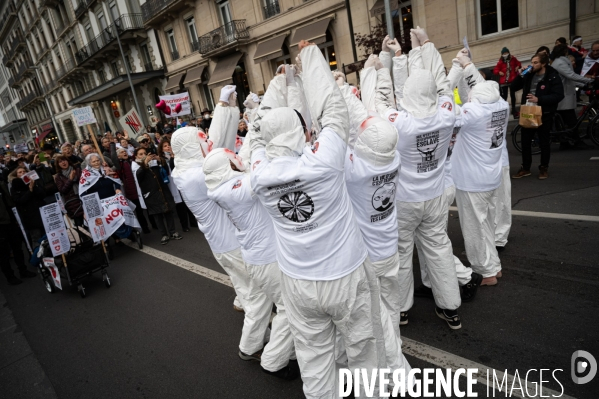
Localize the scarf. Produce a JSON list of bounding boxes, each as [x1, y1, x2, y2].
[[79, 165, 122, 197]]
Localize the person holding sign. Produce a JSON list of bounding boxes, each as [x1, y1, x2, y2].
[[9, 167, 46, 244], [0, 181, 36, 285], [54, 155, 84, 226]]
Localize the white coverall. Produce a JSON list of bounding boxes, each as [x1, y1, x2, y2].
[[495, 146, 512, 247], [451, 81, 508, 278], [375, 42, 461, 313], [203, 148, 294, 372], [250, 45, 399, 398], [170, 126, 257, 352], [339, 82, 411, 377]]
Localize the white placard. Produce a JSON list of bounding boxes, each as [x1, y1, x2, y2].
[[21, 170, 39, 184], [11, 208, 32, 253], [40, 203, 66, 234], [158, 92, 191, 118], [73, 106, 97, 127], [119, 108, 145, 137], [13, 143, 28, 153], [55, 192, 66, 214], [43, 257, 62, 290], [47, 228, 70, 257], [81, 192, 103, 218]]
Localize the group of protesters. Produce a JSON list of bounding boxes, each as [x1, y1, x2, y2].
[[2, 26, 598, 398]]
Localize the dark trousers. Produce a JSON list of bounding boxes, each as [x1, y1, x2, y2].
[[175, 201, 196, 230], [154, 211, 176, 237], [129, 198, 150, 231], [557, 109, 579, 140], [0, 223, 28, 279], [521, 113, 553, 170], [500, 85, 517, 114]]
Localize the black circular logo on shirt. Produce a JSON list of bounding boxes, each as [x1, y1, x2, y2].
[[372, 183, 396, 212], [277, 191, 314, 222]]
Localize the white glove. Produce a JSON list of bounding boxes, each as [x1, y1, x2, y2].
[[364, 54, 384, 70], [412, 26, 429, 44], [275, 64, 285, 75], [294, 55, 302, 74], [219, 85, 237, 104], [387, 38, 401, 55], [382, 35, 391, 52], [456, 49, 471, 67], [243, 92, 260, 109], [410, 30, 420, 48], [332, 70, 346, 87]]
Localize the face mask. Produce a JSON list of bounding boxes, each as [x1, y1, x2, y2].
[[204, 114, 211, 120], [502, 54, 509, 59], [148, 160, 158, 167]]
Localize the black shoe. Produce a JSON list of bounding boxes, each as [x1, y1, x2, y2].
[[435, 307, 461, 330], [171, 233, 183, 240], [239, 350, 262, 361], [496, 245, 505, 252], [19, 270, 37, 278], [262, 365, 300, 380], [161, 235, 170, 245], [400, 312, 408, 326], [7, 276, 23, 285], [461, 273, 482, 303], [414, 284, 434, 298]]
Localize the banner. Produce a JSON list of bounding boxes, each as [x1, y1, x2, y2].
[[13, 143, 28, 153], [81, 193, 139, 243], [158, 92, 191, 118], [119, 108, 145, 138], [73, 106, 97, 127], [43, 257, 62, 290], [11, 208, 32, 253]]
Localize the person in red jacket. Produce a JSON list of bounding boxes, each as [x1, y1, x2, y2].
[[494, 47, 522, 117]]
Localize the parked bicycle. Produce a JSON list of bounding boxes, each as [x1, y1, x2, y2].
[[512, 81, 599, 154]]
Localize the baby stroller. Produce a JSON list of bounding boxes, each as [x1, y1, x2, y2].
[[33, 226, 111, 298]]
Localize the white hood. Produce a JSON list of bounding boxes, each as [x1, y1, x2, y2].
[[261, 107, 305, 160], [400, 69, 438, 119], [354, 118, 398, 167], [202, 148, 245, 191], [171, 127, 212, 179], [468, 80, 501, 104]]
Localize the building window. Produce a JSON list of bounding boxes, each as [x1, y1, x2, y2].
[[97, 68, 106, 84], [263, 1, 280, 20], [478, 0, 518, 37], [140, 44, 152, 70], [199, 68, 214, 111], [318, 31, 336, 71], [166, 29, 179, 60], [111, 61, 119, 77], [186, 17, 199, 52]]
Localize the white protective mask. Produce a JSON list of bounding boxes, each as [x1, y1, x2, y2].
[[203, 148, 245, 191]]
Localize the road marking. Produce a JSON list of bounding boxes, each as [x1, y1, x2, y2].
[[124, 241, 574, 398], [449, 206, 599, 222], [590, 157, 599, 160]]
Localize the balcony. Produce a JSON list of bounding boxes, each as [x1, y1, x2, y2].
[[16, 88, 43, 110], [36, 43, 49, 60], [198, 20, 249, 56], [263, 1, 281, 19], [0, 2, 17, 41], [171, 49, 179, 60], [56, 58, 76, 80], [141, 0, 189, 26], [2, 54, 12, 68], [43, 79, 58, 93], [74, 14, 144, 67]]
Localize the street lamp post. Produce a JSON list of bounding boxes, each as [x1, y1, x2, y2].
[[32, 67, 66, 144], [384, 0, 395, 41]]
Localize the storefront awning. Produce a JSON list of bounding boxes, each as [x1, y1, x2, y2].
[[253, 34, 288, 64], [183, 65, 206, 86], [370, 0, 398, 17], [0, 119, 28, 134], [164, 71, 186, 92], [69, 70, 165, 105], [208, 52, 244, 88], [290, 17, 332, 47]]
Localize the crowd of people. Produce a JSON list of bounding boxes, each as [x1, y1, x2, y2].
[[1, 27, 598, 398]]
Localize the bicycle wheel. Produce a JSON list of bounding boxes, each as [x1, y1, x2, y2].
[[588, 113, 599, 146], [511, 125, 541, 155], [579, 107, 597, 139]]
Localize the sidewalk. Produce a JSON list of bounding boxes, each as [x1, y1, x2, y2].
[[0, 286, 57, 399]]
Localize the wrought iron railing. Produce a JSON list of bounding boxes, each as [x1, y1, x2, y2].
[[36, 43, 48, 60], [171, 49, 179, 60], [263, 1, 280, 19], [141, 0, 178, 23], [198, 20, 249, 55], [2, 54, 9, 67], [55, 58, 76, 79], [17, 88, 43, 109], [74, 14, 143, 65]]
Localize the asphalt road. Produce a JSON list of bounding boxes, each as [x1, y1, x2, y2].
[[1, 126, 598, 399]]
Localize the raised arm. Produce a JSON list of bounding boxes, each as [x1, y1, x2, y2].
[[299, 42, 349, 143], [248, 74, 288, 155], [208, 85, 240, 152]]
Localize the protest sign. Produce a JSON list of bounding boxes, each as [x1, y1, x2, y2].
[[13, 143, 28, 153], [43, 257, 62, 290], [47, 228, 70, 257], [158, 93, 191, 117], [12, 208, 32, 253], [40, 203, 65, 233], [21, 170, 39, 184], [73, 106, 97, 127], [82, 193, 139, 242], [55, 192, 66, 214], [119, 108, 145, 138]]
